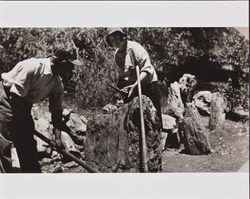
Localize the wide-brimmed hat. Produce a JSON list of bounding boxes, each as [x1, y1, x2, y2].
[[106, 28, 127, 47], [54, 46, 82, 66]]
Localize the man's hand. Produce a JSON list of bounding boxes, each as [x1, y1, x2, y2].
[[122, 83, 137, 98], [53, 128, 63, 148]]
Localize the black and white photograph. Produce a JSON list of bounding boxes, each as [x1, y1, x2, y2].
[[0, 1, 249, 199], [0, 26, 248, 173]]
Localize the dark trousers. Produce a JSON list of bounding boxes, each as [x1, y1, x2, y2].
[[11, 96, 41, 173], [125, 81, 162, 128], [0, 81, 41, 173]]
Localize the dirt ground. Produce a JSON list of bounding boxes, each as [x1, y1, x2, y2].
[[162, 116, 249, 172], [40, 109, 249, 173]]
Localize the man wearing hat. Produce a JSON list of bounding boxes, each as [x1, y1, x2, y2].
[[0, 46, 82, 173], [106, 28, 162, 125]]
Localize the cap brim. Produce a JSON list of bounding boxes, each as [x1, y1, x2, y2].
[[69, 59, 82, 66]]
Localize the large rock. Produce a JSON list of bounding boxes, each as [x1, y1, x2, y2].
[[179, 74, 197, 103], [32, 105, 84, 156], [162, 82, 184, 119], [63, 109, 88, 134], [84, 96, 162, 172], [193, 91, 212, 115]]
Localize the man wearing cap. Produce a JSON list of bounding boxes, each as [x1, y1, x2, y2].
[[106, 28, 162, 125], [0, 47, 82, 173]]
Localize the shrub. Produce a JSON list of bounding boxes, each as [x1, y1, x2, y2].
[[0, 27, 248, 110]]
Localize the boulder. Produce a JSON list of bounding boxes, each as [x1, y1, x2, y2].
[[62, 109, 88, 145], [63, 110, 88, 134], [162, 82, 184, 119], [84, 96, 162, 172], [193, 91, 212, 115]]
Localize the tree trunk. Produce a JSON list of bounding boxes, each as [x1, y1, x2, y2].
[[209, 92, 226, 131], [84, 96, 162, 172], [179, 103, 212, 155]]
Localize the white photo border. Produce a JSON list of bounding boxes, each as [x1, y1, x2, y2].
[[0, 1, 249, 199]]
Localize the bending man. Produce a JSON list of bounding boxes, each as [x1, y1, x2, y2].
[[0, 47, 82, 173]]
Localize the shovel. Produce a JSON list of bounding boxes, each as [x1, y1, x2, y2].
[[34, 130, 99, 173]]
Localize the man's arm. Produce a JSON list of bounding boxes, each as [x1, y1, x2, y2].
[[51, 110, 63, 147], [122, 71, 149, 98], [49, 82, 64, 147], [123, 45, 152, 98]]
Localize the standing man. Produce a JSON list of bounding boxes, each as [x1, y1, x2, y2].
[[0, 47, 82, 173], [106, 28, 162, 124]]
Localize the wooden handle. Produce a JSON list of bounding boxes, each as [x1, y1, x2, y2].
[[135, 65, 148, 172]]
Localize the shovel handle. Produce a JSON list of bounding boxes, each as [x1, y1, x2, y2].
[[108, 84, 128, 95], [34, 130, 99, 173], [135, 65, 148, 172]]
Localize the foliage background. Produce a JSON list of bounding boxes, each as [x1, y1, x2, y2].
[[0, 28, 249, 111]]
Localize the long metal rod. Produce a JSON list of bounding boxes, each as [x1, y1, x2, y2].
[[34, 130, 99, 173], [135, 65, 148, 172]]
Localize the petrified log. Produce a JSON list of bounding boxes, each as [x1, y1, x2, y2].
[[162, 81, 184, 119], [84, 96, 162, 172], [179, 103, 212, 155], [209, 92, 226, 131]]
